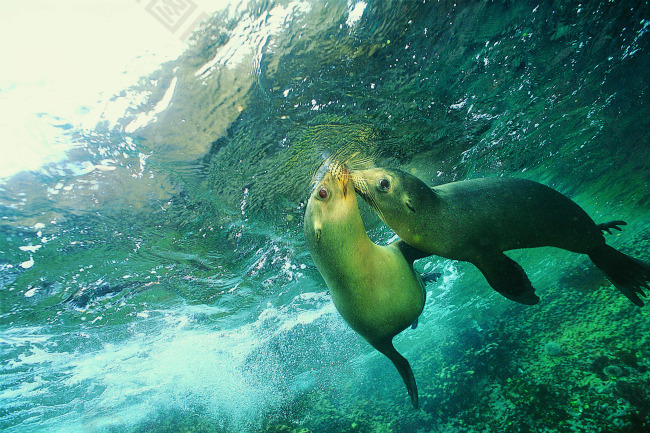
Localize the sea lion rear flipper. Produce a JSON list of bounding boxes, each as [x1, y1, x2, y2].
[[597, 220, 627, 235], [588, 245, 649, 307], [474, 253, 540, 305], [373, 340, 419, 409]]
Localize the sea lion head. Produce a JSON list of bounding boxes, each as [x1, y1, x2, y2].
[[351, 167, 434, 221], [304, 160, 359, 246]]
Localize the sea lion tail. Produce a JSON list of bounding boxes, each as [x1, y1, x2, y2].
[[375, 341, 419, 409], [588, 245, 650, 307]]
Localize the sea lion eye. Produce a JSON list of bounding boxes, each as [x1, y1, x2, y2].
[[379, 179, 390, 190], [318, 187, 328, 199]]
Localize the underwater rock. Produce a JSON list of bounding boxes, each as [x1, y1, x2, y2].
[[543, 341, 563, 356], [603, 365, 623, 379], [591, 356, 611, 380], [615, 350, 640, 369], [592, 356, 629, 381]]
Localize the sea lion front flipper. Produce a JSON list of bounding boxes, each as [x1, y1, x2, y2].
[[390, 239, 430, 265], [474, 253, 540, 305]]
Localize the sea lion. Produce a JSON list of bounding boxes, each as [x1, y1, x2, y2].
[[352, 167, 650, 306], [304, 161, 426, 408]]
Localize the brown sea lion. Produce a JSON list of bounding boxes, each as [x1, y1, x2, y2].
[[352, 167, 649, 306], [304, 161, 426, 408]]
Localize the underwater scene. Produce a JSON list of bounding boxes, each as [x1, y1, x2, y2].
[[1, 0, 650, 432]]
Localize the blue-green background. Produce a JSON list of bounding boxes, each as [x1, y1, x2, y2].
[[1, 1, 649, 432]]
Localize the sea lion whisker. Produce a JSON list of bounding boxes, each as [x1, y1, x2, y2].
[[349, 171, 369, 196], [349, 157, 374, 171], [350, 171, 385, 221], [330, 146, 351, 167], [309, 160, 329, 188], [344, 152, 376, 171], [368, 192, 385, 221]]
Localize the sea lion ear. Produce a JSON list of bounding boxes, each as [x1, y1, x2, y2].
[[314, 221, 322, 241], [404, 196, 416, 213]]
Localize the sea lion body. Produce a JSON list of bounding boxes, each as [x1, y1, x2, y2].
[[304, 164, 425, 408], [353, 167, 649, 306], [388, 176, 601, 260]]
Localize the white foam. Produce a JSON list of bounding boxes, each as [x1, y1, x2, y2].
[[124, 77, 178, 133], [23, 288, 38, 298], [0, 293, 343, 432], [19, 256, 34, 269], [346, 1, 367, 27]]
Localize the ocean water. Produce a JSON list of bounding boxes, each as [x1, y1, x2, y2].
[[1, 1, 649, 432]]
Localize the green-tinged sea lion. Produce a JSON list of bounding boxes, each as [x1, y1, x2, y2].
[[352, 167, 650, 306], [304, 161, 426, 408]]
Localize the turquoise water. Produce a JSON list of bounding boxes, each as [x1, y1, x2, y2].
[[1, 1, 649, 432]]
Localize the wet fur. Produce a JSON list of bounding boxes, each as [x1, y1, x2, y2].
[[304, 162, 425, 408], [353, 167, 649, 307]]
